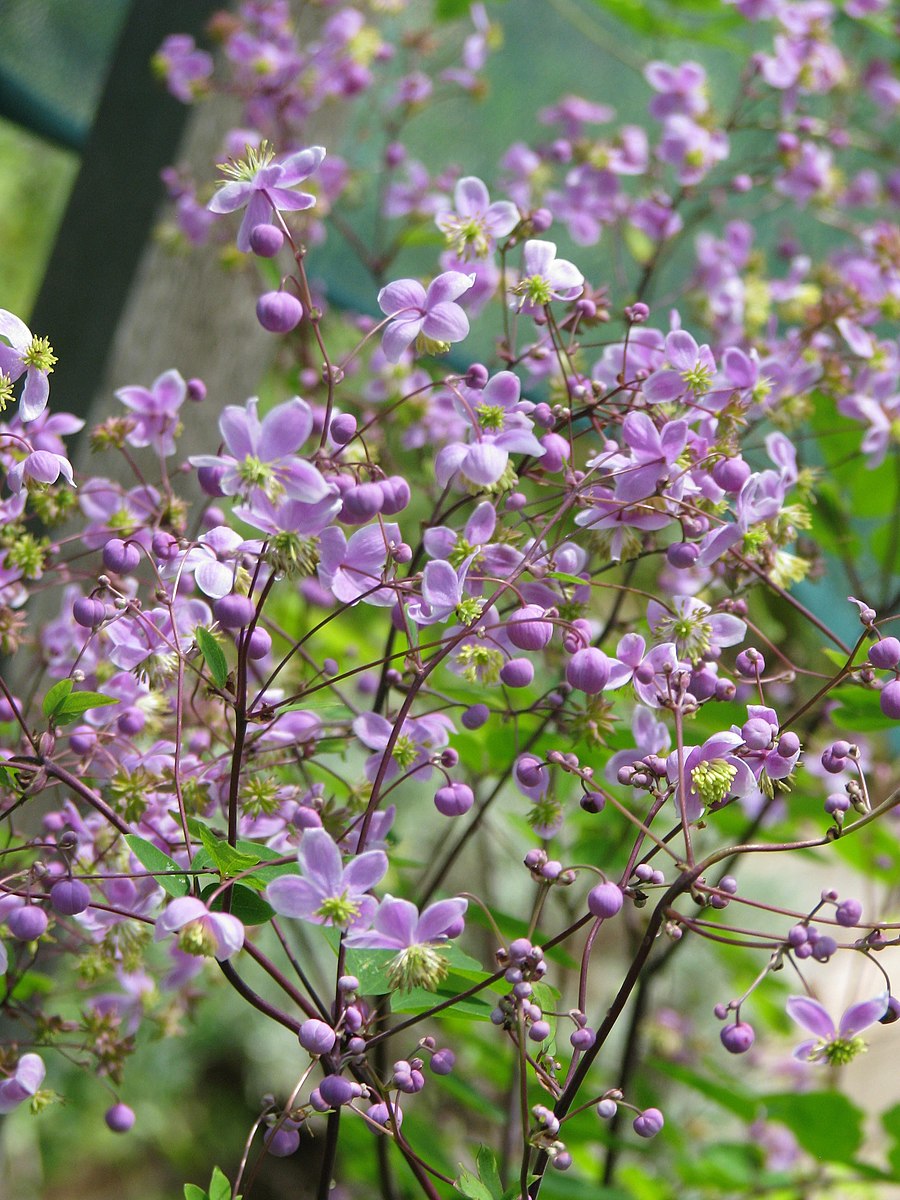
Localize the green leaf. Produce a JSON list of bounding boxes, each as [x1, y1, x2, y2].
[[183, 1187, 208, 1200], [762, 1091, 864, 1164], [882, 1100, 900, 1141], [455, 1168, 495, 1200], [391, 973, 496, 1020], [196, 626, 228, 690], [547, 570, 589, 589], [209, 1166, 233, 1200], [832, 688, 897, 731], [202, 882, 275, 926], [187, 818, 262, 878], [54, 690, 118, 722], [652, 1059, 757, 1122], [125, 834, 190, 897], [475, 1146, 503, 1199], [42, 678, 73, 717], [0, 763, 22, 790]]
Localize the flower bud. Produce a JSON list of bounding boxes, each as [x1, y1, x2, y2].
[[880, 679, 900, 720], [102, 539, 141, 574], [633, 1108, 664, 1138], [7, 905, 49, 941], [249, 224, 285, 258], [50, 878, 91, 915], [434, 782, 474, 817], [265, 1124, 300, 1156], [461, 704, 489, 730], [73, 596, 108, 629], [330, 414, 357, 445], [587, 882, 624, 919], [720, 1021, 755, 1054], [299, 1019, 337, 1056], [214, 594, 256, 629], [104, 1103, 136, 1133], [380, 476, 411, 515], [500, 657, 534, 688], [256, 291, 303, 333], [430, 1049, 455, 1075], [869, 637, 900, 669], [712, 457, 751, 493], [507, 605, 554, 651], [566, 648, 610, 695]]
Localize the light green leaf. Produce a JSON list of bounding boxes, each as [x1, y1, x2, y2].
[[196, 626, 229, 690], [455, 1168, 495, 1200], [124, 834, 190, 897], [54, 691, 118, 721], [209, 1166, 233, 1200], [183, 1186, 208, 1200], [476, 1146, 503, 1198], [42, 678, 73, 717]]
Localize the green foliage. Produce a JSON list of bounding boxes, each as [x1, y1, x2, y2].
[[761, 1091, 864, 1164], [124, 833, 190, 897], [196, 626, 229, 689], [42, 678, 117, 724], [184, 1165, 239, 1200]]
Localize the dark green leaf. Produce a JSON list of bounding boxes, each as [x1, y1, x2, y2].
[[202, 882, 274, 926], [391, 973, 496, 1020], [196, 626, 228, 690], [125, 834, 190, 897], [42, 678, 73, 717], [762, 1091, 864, 1163]]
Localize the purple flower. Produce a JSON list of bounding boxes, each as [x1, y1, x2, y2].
[[667, 732, 759, 821], [266, 827, 387, 929], [115, 369, 187, 457], [179, 526, 246, 599], [190, 396, 330, 506], [647, 595, 746, 663], [436, 176, 518, 259], [786, 994, 888, 1065], [208, 143, 325, 252], [642, 330, 717, 404], [377, 271, 475, 363], [353, 711, 455, 783], [606, 633, 681, 707], [434, 371, 544, 488], [696, 470, 785, 567], [424, 500, 521, 579], [153, 34, 213, 103], [153, 897, 244, 961], [657, 116, 729, 186], [0, 310, 58, 422], [0, 1053, 46, 1113], [317, 522, 402, 606], [406, 557, 474, 627], [644, 61, 708, 120], [346, 895, 468, 991], [511, 240, 584, 310], [6, 449, 75, 494]]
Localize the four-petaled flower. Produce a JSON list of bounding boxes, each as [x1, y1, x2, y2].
[[208, 143, 325, 251], [346, 895, 468, 991], [266, 827, 387, 929], [115, 369, 187, 458], [153, 896, 244, 961], [0, 1052, 46, 1113], [511, 240, 584, 311], [787, 994, 888, 1066], [0, 310, 58, 423], [436, 176, 518, 259], [377, 271, 476, 363]]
